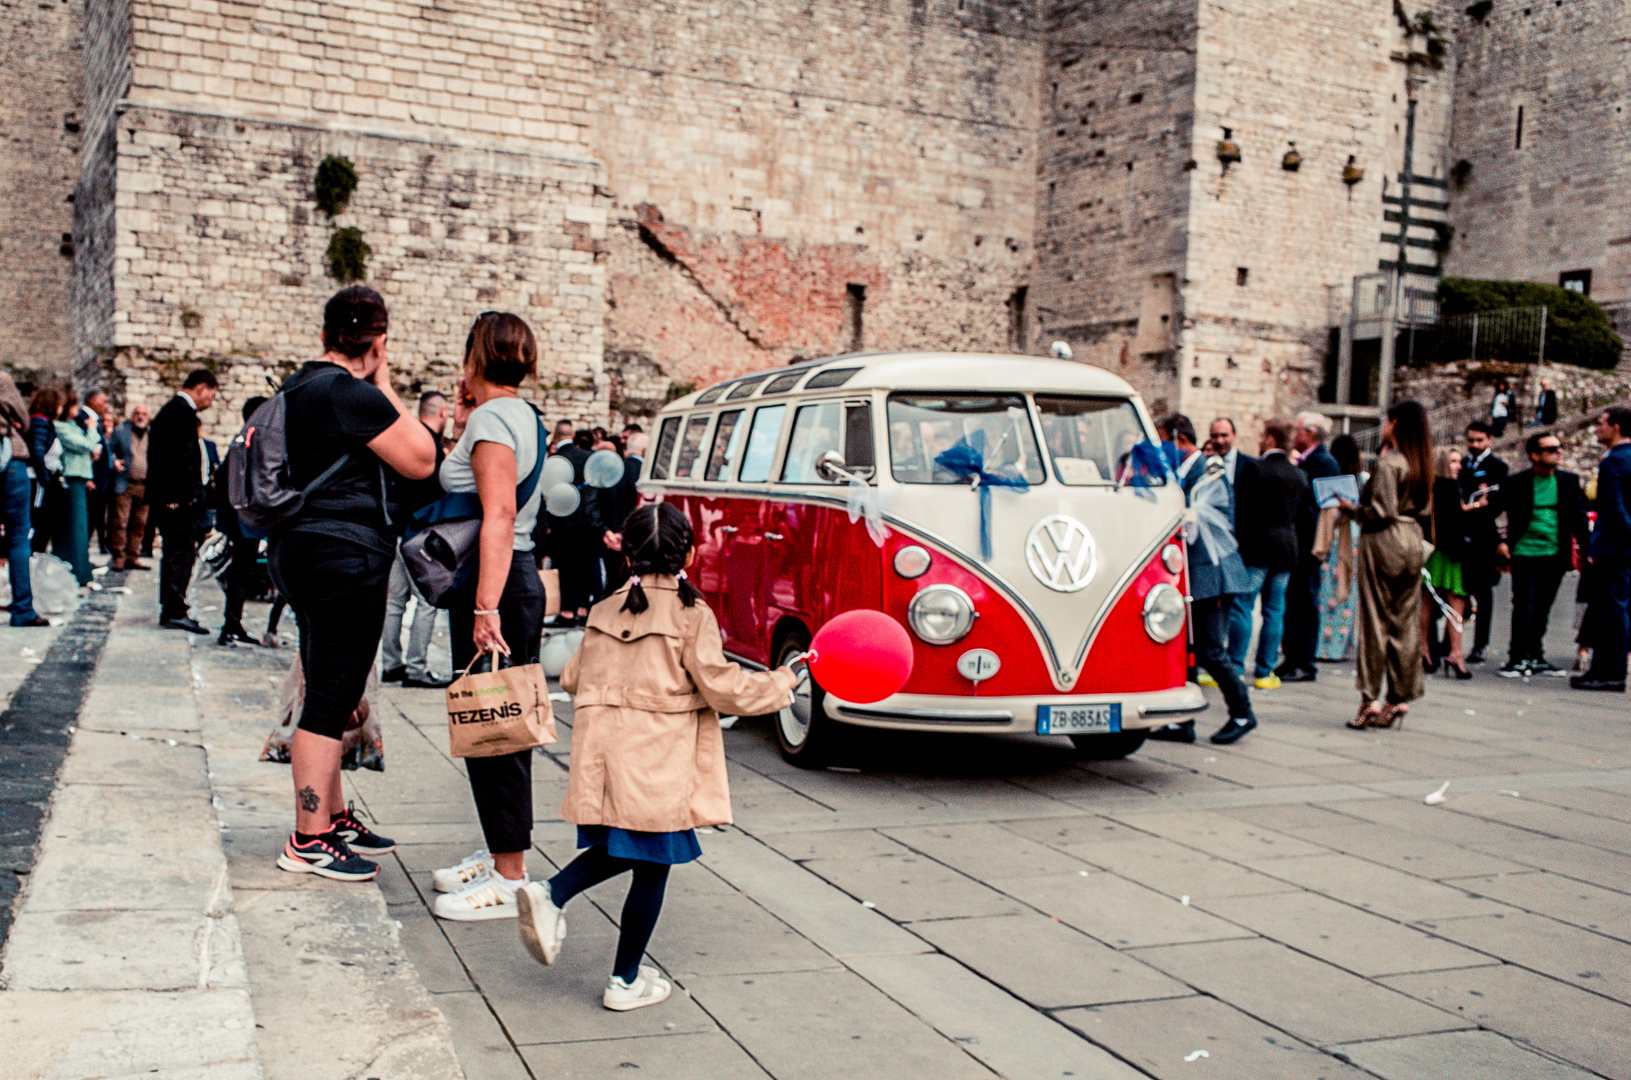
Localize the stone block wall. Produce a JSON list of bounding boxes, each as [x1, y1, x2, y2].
[[78, 107, 607, 445], [0, 0, 84, 372], [593, 0, 1042, 407], [1445, 0, 1631, 306], [125, 0, 595, 156], [1180, 0, 1441, 434], [1030, 0, 1198, 415]]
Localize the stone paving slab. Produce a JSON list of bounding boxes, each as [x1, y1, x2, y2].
[[520, 1031, 773, 1079], [1334, 1029, 1601, 1080], [1127, 937, 1470, 1046], [990, 870, 1252, 949], [1058, 994, 1376, 1080], [684, 969, 997, 1080], [1194, 890, 1496, 978], [1241, 850, 1513, 921], [1452, 870, 1631, 942], [846, 951, 1148, 1080], [908, 912, 1189, 1010], [1414, 909, 1631, 1005], [1381, 964, 1631, 1080]]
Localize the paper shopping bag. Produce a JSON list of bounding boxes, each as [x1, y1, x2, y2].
[[541, 566, 561, 618], [446, 649, 556, 758]]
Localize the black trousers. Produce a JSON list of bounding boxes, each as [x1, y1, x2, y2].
[[156, 503, 201, 621], [1508, 554, 1567, 664], [1584, 556, 1631, 683], [221, 534, 259, 631], [451, 549, 545, 854], [1194, 595, 1254, 720], [552, 526, 600, 613], [1280, 559, 1321, 670], [1464, 559, 1497, 656], [268, 529, 393, 740]]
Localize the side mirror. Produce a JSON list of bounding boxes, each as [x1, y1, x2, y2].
[[816, 450, 859, 484]]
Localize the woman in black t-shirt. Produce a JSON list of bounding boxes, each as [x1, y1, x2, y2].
[[271, 286, 437, 882]]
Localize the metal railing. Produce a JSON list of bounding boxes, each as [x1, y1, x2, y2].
[[1432, 306, 1549, 365], [1350, 396, 1497, 457]]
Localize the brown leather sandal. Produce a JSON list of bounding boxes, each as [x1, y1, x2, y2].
[[1347, 699, 1380, 729], [1373, 702, 1408, 729]]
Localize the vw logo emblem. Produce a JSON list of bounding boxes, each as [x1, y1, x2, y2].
[[1025, 514, 1097, 593]]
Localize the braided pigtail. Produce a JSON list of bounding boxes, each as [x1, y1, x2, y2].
[[618, 502, 696, 612]]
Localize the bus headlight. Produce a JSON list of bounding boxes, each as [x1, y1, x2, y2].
[[1142, 584, 1185, 643], [908, 584, 975, 644]]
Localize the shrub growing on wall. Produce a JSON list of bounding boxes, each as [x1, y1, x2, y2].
[[314, 155, 359, 218], [325, 227, 371, 284], [1438, 277, 1624, 370]]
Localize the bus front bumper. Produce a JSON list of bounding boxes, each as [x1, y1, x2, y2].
[[823, 683, 1209, 735]]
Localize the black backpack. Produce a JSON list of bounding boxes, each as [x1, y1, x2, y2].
[[225, 391, 351, 533]]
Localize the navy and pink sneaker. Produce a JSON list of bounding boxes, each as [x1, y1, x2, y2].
[[330, 801, 396, 855], [276, 830, 379, 881]]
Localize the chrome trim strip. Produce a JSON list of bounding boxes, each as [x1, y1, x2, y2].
[[835, 705, 1016, 723], [723, 651, 768, 672], [648, 482, 1183, 691], [1138, 699, 1211, 717]]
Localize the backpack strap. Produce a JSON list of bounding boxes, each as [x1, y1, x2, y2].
[[304, 450, 353, 498], [515, 413, 547, 507]]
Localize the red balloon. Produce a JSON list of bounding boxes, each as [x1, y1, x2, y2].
[[808, 610, 914, 704]]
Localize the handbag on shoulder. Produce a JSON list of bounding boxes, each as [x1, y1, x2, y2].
[[402, 412, 546, 607], [446, 648, 554, 758]]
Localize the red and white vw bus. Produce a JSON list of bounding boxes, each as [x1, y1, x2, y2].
[[642, 352, 1205, 766]]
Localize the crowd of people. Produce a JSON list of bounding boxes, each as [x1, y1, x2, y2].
[[1151, 398, 1631, 744]]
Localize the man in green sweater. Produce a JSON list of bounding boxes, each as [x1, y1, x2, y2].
[[1495, 431, 1590, 677]]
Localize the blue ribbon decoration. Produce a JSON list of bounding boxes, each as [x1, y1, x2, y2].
[[934, 430, 1031, 561], [1120, 439, 1172, 500]]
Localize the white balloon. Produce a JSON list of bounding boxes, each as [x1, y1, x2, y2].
[[545, 482, 581, 517], [542, 455, 576, 489], [585, 449, 624, 489], [539, 633, 574, 678]]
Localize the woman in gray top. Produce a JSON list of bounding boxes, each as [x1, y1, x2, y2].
[[431, 312, 549, 923]]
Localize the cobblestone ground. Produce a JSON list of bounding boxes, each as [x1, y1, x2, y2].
[[355, 579, 1628, 1080], [4, 570, 1629, 1080]]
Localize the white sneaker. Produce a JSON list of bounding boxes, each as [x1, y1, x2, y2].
[[516, 882, 567, 965], [432, 872, 527, 921], [432, 849, 492, 893], [603, 965, 672, 1011]]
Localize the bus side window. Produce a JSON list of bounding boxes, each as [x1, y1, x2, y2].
[[844, 403, 874, 479], [704, 410, 744, 481], [650, 415, 681, 480], [738, 404, 787, 484], [674, 414, 712, 479], [779, 401, 843, 484]]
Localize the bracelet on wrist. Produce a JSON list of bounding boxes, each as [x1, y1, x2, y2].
[[474, 608, 500, 616]]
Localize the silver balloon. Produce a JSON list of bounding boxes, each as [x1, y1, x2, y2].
[[539, 633, 575, 678], [585, 449, 624, 489], [541, 455, 576, 490], [545, 481, 581, 517]]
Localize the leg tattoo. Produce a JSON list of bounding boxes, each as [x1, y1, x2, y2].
[[298, 785, 321, 814]]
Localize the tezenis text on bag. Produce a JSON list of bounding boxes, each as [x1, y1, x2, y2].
[[449, 702, 526, 725]]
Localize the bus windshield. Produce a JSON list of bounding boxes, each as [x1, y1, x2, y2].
[[1033, 395, 1161, 486], [887, 394, 1045, 485]]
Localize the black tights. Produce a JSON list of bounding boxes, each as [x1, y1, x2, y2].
[[548, 846, 670, 983]]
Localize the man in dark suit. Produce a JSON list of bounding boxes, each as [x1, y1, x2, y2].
[[148, 368, 218, 633], [1277, 411, 1339, 682], [1210, 417, 1264, 681], [586, 430, 645, 596], [1242, 419, 1311, 695], [1575, 407, 1631, 691], [1533, 378, 1558, 427], [1493, 430, 1589, 678], [544, 429, 595, 626], [1459, 421, 1509, 663]]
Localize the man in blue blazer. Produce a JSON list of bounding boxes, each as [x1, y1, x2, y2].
[[1575, 406, 1631, 691], [1277, 412, 1340, 682]]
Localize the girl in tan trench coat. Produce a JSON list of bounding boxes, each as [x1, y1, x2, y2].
[[516, 502, 796, 1011]]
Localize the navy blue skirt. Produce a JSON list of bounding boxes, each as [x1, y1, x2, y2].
[[577, 824, 701, 865]]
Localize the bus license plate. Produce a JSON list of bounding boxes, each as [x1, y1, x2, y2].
[[1037, 703, 1120, 736]]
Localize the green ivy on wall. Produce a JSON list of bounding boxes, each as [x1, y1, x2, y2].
[[325, 227, 372, 285]]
